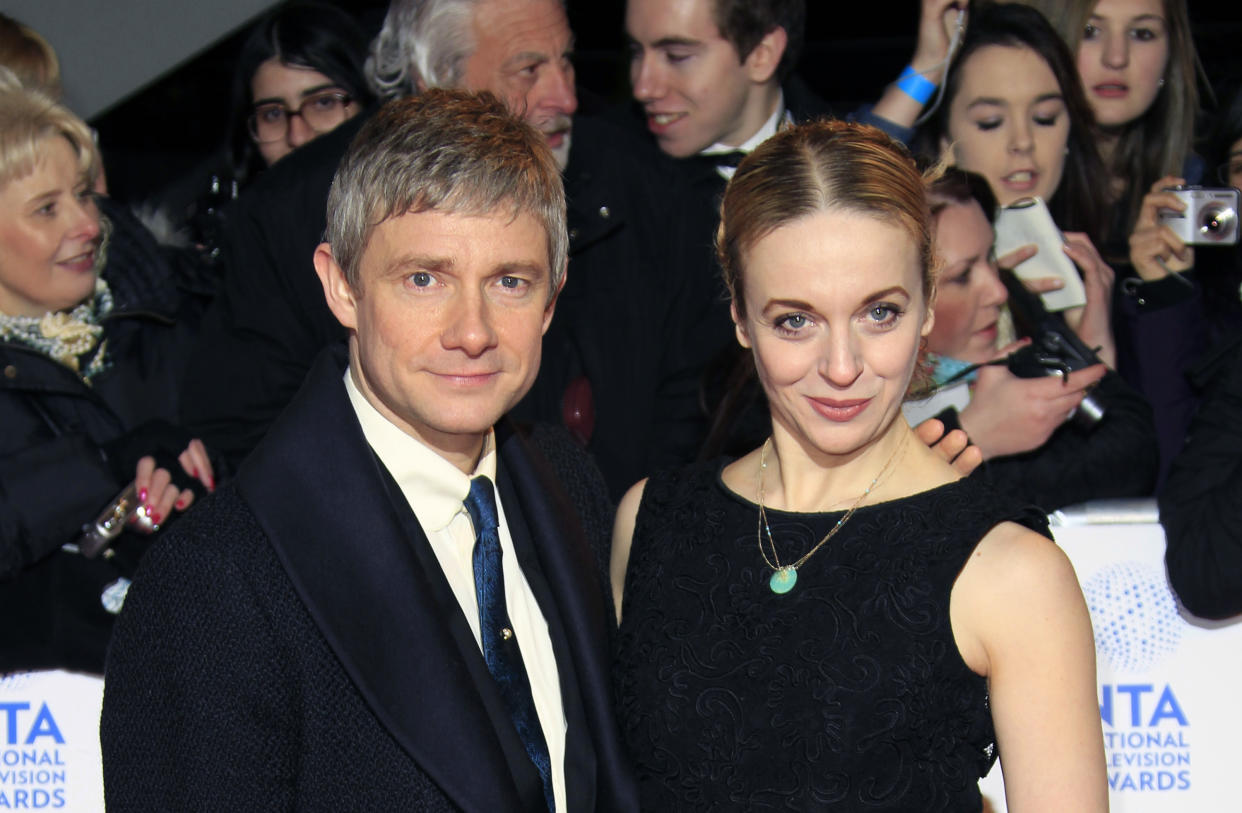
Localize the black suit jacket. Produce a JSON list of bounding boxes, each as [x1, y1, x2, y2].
[[101, 350, 638, 812]]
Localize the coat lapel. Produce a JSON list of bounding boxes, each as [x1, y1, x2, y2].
[[236, 349, 528, 812], [496, 426, 641, 813]]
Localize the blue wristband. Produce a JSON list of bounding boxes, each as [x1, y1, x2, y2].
[[896, 65, 937, 105]]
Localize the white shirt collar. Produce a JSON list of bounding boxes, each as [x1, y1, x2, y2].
[[699, 90, 788, 157], [343, 367, 497, 532]]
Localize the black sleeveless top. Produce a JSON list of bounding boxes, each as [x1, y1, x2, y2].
[[613, 461, 1050, 811]]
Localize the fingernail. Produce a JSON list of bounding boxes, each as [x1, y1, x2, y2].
[[207, 475, 215, 491], [191, 468, 199, 479], [150, 512, 161, 525], [175, 496, 187, 510], [138, 488, 148, 502]]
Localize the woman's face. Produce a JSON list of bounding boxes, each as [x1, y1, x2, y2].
[[1076, 0, 1170, 128], [944, 45, 1070, 207], [0, 136, 101, 318], [249, 58, 357, 167], [734, 209, 933, 457], [928, 200, 1008, 364], [1225, 136, 1242, 191]]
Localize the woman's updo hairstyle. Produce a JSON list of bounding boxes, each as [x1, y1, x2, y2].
[[718, 119, 937, 321]]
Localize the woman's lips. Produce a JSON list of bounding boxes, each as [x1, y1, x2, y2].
[[56, 250, 96, 273], [807, 396, 872, 422], [1092, 82, 1129, 99], [1001, 170, 1039, 193]]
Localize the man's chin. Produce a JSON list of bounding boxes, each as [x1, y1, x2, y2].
[[548, 132, 572, 171]]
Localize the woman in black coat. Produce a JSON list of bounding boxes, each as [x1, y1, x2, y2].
[[0, 79, 211, 673]]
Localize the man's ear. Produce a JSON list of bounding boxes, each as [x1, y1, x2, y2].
[[731, 299, 752, 349], [742, 26, 788, 85], [542, 263, 568, 335], [313, 243, 358, 331]]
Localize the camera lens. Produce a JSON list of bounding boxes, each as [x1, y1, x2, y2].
[[1199, 204, 1236, 241]]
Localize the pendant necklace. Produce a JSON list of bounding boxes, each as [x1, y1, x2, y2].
[[756, 431, 909, 595]]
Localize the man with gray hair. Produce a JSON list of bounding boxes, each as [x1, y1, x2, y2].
[[182, 0, 722, 499], [101, 89, 639, 812]]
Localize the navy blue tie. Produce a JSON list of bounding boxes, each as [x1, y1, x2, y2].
[[464, 476, 554, 811]]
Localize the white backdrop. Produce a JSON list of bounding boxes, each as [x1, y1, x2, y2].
[[980, 521, 1242, 812]]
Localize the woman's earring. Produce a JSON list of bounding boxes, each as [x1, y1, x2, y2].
[[1158, 77, 1166, 88]]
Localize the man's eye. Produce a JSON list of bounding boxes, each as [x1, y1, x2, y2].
[[499, 275, 526, 289], [410, 272, 433, 287]]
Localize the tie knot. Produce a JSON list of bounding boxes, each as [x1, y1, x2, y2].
[[464, 475, 499, 535]]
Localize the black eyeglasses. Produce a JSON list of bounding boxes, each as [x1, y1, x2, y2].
[[248, 90, 353, 143]]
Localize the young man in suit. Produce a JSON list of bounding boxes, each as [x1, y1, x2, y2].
[[101, 89, 637, 813]]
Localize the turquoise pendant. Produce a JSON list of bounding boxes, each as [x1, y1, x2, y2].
[[769, 566, 797, 594]]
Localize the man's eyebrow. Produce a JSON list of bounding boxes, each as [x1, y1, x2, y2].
[[502, 51, 550, 70], [653, 36, 701, 49], [384, 254, 452, 277]]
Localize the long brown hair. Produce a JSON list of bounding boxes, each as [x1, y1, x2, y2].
[[1013, 0, 1200, 246]]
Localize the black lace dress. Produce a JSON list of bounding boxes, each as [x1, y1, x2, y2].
[[613, 460, 1050, 811]]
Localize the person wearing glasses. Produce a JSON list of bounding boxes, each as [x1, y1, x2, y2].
[[227, 1, 374, 184]]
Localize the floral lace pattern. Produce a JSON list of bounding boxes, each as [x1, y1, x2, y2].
[[614, 461, 1048, 811]]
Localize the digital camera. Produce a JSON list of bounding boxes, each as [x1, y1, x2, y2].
[[1158, 186, 1239, 246]]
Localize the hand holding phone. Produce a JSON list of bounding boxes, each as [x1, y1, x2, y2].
[[993, 197, 1087, 312]]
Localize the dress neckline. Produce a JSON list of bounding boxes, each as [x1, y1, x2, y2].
[[713, 460, 967, 518]]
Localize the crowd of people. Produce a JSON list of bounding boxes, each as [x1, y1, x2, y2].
[[2, 0, 1240, 809]]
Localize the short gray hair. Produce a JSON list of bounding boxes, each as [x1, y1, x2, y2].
[[325, 89, 567, 300], [366, 0, 478, 99]]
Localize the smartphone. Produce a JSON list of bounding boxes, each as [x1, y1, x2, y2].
[[993, 197, 1087, 312]]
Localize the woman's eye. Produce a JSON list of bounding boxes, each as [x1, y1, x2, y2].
[[974, 118, 1002, 132], [1083, 23, 1101, 39], [868, 304, 901, 325], [1131, 26, 1159, 41], [310, 93, 344, 111], [775, 313, 809, 332], [1034, 114, 1060, 127], [256, 106, 285, 124]]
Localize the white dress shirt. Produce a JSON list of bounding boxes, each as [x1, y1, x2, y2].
[[344, 370, 567, 811]]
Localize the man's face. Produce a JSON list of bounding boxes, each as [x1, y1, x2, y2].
[[317, 208, 558, 467], [626, 0, 775, 158], [461, 0, 577, 169]]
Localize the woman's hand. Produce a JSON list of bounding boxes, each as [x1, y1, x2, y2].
[[128, 439, 214, 533], [914, 417, 982, 477], [1060, 232, 1116, 368], [870, 0, 965, 128], [1129, 175, 1194, 282], [910, 0, 966, 83], [958, 341, 1109, 459]]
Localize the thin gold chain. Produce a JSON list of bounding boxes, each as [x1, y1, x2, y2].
[[757, 431, 909, 573]]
